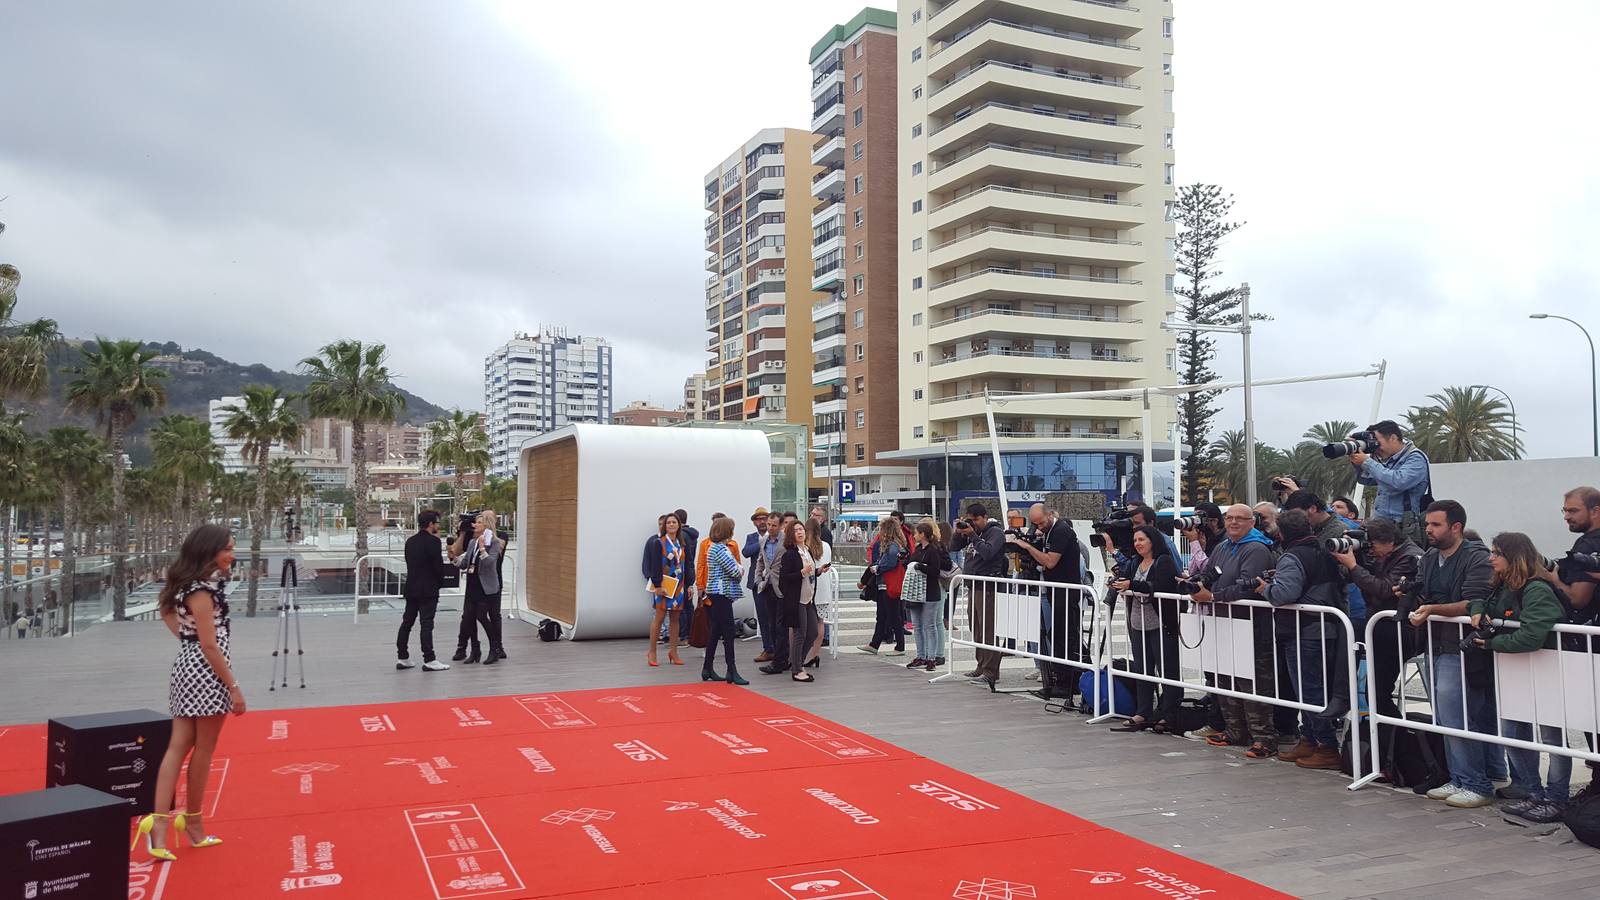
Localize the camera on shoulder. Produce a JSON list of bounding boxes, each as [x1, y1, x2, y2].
[[1322, 431, 1380, 460]]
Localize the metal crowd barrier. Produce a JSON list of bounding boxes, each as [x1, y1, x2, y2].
[[937, 574, 1107, 718], [1353, 610, 1600, 790], [351, 551, 520, 622]]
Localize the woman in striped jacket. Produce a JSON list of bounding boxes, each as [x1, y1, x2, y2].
[[701, 515, 749, 685]]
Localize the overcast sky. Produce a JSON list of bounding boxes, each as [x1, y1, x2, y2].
[[4, 1, 1598, 459]]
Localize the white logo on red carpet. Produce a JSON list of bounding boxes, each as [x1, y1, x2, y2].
[[274, 761, 338, 795], [663, 800, 700, 812], [954, 878, 1036, 899], [909, 780, 999, 812], [411, 810, 460, 821], [613, 739, 669, 762], [286, 833, 338, 889], [515, 694, 596, 729], [385, 756, 454, 784], [517, 747, 556, 773], [446, 873, 509, 891], [803, 788, 879, 825], [281, 873, 343, 891], [701, 730, 768, 755], [269, 719, 290, 740], [597, 695, 645, 713], [542, 808, 615, 826], [1073, 869, 1126, 885], [768, 869, 886, 899], [672, 691, 732, 709], [359, 714, 397, 733], [450, 706, 493, 727]]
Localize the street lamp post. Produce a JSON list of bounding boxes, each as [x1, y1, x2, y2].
[[1467, 383, 1519, 457], [937, 435, 978, 525], [1530, 313, 1598, 456], [1162, 281, 1259, 504]]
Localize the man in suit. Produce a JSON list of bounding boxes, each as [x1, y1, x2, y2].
[[397, 510, 451, 671], [457, 509, 510, 665]]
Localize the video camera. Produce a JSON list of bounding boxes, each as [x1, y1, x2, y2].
[[1088, 510, 1174, 554], [1324, 530, 1368, 554], [457, 510, 482, 538], [1003, 527, 1044, 554], [1460, 617, 1500, 652], [1270, 475, 1302, 494], [1322, 430, 1380, 460], [1564, 550, 1600, 573]]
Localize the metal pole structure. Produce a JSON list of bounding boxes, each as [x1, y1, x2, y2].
[[1140, 389, 1155, 507], [982, 391, 1010, 520], [1172, 421, 1183, 512], [1239, 283, 1258, 506], [1468, 383, 1518, 455], [1367, 359, 1388, 427], [1530, 314, 1597, 456], [942, 436, 952, 525]]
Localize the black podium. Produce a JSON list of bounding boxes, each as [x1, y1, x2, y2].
[[46, 710, 171, 811], [1, 784, 129, 899]]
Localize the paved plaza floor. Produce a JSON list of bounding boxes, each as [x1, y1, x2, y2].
[[2, 614, 1597, 899]]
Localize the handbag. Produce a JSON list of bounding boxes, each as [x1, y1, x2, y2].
[[857, 566, 881, 602], [902, 562, 929, 605], [687, 605, 711, 648]]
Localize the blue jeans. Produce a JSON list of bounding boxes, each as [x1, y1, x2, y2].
[[1279, 632, 1337, 748], [1502, 719, 1572, 804], [1431, 653, 1501, 795], [907, 598, 945, 661]]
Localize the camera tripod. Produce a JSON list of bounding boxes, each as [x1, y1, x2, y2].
[[270, 556, 307, 691]]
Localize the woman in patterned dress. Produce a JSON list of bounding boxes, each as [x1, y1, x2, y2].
[[644, 512, 693, 666], [133, 524, 245, 861]]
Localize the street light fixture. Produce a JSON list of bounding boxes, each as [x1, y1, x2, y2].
[[1529, 313, 1598, 456], [1466, 384, 1519, 458], [935, 435, 979, 525]]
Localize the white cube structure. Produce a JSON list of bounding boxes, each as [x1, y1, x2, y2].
[[516, 423, 771, 639]]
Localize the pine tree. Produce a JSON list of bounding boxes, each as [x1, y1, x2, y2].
[[1173, 184, 1246, 500]]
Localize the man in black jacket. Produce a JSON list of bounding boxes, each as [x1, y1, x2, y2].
[[398, 511, 451, 671], [1331, 517, 1421, 720], [951, 502, 1007, 686]]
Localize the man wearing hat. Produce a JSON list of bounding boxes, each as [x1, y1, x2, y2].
[[742, 508, 777, 661]]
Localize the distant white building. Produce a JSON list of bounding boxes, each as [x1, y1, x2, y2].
[[208, 396, 252, 474], [483, 328, 613, 478]]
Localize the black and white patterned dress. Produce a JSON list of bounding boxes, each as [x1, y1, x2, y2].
[[169, 580, 233, 717]]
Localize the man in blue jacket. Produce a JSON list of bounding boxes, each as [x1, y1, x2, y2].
[[1351, 420, 1430, 543], [1189, 503, 1279, 757]]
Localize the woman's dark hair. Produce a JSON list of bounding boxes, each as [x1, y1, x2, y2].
[[1364, 517, 1402, 545], [160, 525, 233, 616], [707, 515, 734, 544], [915, 521, 938, 545], [1277, 508, 1313, 543], [783, 520, 803, 549], [1131, 525, 1171, 560], [1490, 531, 1544, 591]]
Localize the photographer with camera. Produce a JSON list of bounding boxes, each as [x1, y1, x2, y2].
[[1408, 500, 1503, 808], [1108, 525, 1182, 733], [1009, 503, 1083, 698], [1464, 532, 1571, 828], [1545, 486, 1600, 798], [951, 503, 1007, 686], [1343, 420, 1431, 544], [1332, 518, 1422, 722], [1257, 509, 1348, 770], [1190, 504, 1279, 759]]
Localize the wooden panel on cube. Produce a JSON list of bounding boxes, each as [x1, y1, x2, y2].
[[525, 437, 578, 623]]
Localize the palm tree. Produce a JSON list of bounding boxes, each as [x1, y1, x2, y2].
[[150, 414, 222, 536], [0, 412, 28, 617], [63, 338, 167, 620], [1281, 420, 1361, 502], [1206, 429, 1287, 504], [221, 386, 304, 616], [265, 459, 313, 539], [215, 471, 254, 529], [425, 409, 490, 515], [478, 476, 517, 524], [1404, 386, 1522, 463], [299, 340, 405, 559], [0, 261, 63, 408], [38, 427, 108, 627]]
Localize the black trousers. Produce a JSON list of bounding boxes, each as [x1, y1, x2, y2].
[[870, 598, 904, 650], [702, 594, 738, 674], [457, 596, 480, 654], [473, 590, 504, 654], [397, 596, 438, 662]]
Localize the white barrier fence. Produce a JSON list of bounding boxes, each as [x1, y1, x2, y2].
[[351, 552, 520, 622], [1353, 610, 1600, 790]]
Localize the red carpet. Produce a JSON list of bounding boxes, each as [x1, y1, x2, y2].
[[3, 687, 1285, 898]]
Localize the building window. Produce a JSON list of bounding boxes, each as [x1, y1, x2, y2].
[[1163, 200, 1175, 222], [1165, 130, 1174, 150], [854, 342, 865, 361], [853, 274, 865, 293], [1162, 17, 1173, 38], [852, 41, 862, 60], [855, 243, 864, 260], [852, 140, 863, 160], [1164, 163, 1174, 185], [1165, 274, 1175, 294], [912, 388, 923, 401], [911, 123, 922, 138], [911, 237, 922, 251], [911, 47, 921, 62], [913, 425, 924, 438], [1163, 53, 1173, 75], [852, 73, 863, 93], [855, 410, 866, 428], [853, 208, 864, 227], [852, 107, 864, 127], [911, 276, 923, 290], [911, 199, 922, 213], [912, 351, 923, 363], [853, 174, 863, 194], [911, 8, 921, 24], [854, 443, 865, 461], [911, 312, 922, 326], [911, 161, 922, 175], [912, 86, 922, 100], [854, 375, 865, 394], [854, 308, 865, 327]]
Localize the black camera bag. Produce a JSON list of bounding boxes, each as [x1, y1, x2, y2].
[[1564, 789, 1600, 849]]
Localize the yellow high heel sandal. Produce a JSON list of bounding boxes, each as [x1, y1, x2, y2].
[[175, 811, 223, 848], [131, 813, 178, 861]]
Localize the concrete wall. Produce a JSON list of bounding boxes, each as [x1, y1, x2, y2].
[[1430, 457, 1600, 557]]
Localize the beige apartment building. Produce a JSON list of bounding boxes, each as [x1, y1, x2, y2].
[[702, 127, 826, 490], [808, 8, 918, 504], [893, 0, 1179, 505]]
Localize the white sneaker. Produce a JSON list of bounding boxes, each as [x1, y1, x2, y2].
[[1425, 783, 1458, 801], [395, 659, 416, 670], [1024, 670, 1042, 681], [881, 648, 906, 657], [1445, 790, 1494, 809], [422, 660, 450, 672]]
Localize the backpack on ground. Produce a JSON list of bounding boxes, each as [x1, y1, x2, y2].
[[1390, 711, 1449, 792], [1564, 789, 1600, 849], [537, 619, 562, 642], [1078, 665, 1134, 717]]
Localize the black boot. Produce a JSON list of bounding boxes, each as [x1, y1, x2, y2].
[[452, 646, 467, 662], [464, 645, 481, 664], [482, 648, 501, 665], [725, 666, 749, 686]]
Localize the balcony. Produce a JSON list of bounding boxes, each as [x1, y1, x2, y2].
[[929, 346, 1142, 382], [749, 337, 785, 354], [811, 67, 843, 100], [811, 133, 845, 168], [928, 265, 1140, 308], [928, 101, 1142, 159], [812, 90, 845, 132], [926, 393, 1136, 424], [930, 306, 1141, 343], [930, 59, 1137, 113], [928, 224, 1143, 270], [930, 11, 1140, 61], [929, 142, 1144, 194], [930, 184, 1142, 231], [756, 267, 787, 284], [811, 297, 845, 322], [812, 200, 843, 228], [811, 224, 843, 248], [748, 312, 786, 333], [811, 167, 845, 203]]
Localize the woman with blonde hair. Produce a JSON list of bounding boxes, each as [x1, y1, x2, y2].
[[134, 524, 245, 861]]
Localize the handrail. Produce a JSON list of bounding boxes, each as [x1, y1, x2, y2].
[[929, 101, 1140, 137], [931, 58, 1138, 99], [931, 18, 1140, 57], [931, 224, 1140, 251], [932, 347, 1140, 366], [933, 141, 1140, 174], [933, 307, 1140, 327], [931, 183, 1140, 214], [931, 0, 1137, 20], [931, 265, 1141, 290]]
